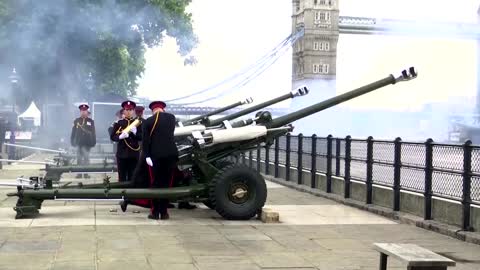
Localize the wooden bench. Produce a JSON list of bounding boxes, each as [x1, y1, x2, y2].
[[373, 243, 456, 270]]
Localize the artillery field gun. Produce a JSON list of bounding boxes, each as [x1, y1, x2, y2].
[[7, 67, 417, 220], [178, 97, 254, 126], [22, 88, 309, 183]]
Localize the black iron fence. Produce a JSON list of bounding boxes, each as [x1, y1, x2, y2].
[[242, 134, 480, 231]]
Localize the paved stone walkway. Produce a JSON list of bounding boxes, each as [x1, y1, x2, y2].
[[0, 158, 479, 269]]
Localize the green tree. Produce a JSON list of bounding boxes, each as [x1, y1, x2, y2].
[[0, 0, 197, 109]]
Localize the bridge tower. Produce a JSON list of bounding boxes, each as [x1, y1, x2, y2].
[[290, 0, 341, 135]]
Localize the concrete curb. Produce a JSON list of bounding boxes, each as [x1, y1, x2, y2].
[[263, 174, 480, 246]]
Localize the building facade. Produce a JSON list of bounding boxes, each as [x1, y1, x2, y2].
[[291, 0, 339, 98], [290, 0, 341, 136]]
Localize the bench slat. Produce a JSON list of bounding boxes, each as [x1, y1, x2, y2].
[[373, 243, 456, 267]]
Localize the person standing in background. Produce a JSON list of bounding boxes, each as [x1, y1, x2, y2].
[[70, 103, 96, 178]]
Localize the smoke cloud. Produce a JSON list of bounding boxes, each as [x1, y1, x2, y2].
[[0, 0, 197, 148]]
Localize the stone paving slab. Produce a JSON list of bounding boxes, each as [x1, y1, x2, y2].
[[1, 162, 480, 269]]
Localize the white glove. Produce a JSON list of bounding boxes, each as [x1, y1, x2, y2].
[[131, 126, 137, 135], [146, 157, 153, 167], [119, 132, 129, 139]]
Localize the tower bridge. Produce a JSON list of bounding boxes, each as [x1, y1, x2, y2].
[[162, 0, 480, 142]]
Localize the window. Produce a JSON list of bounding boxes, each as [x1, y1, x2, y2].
[[313, 41, 330, 51], [319, 64, 329, 74], [313, 64, 329, 74], [315, 11, 331, 23], [319, 0, 326, 5], [314, 0, 318, 5]]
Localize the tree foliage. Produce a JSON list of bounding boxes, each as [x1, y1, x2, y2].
[[0, 0, 197, 109]]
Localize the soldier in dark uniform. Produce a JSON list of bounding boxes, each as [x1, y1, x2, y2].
[[119, 102, 195, 213], [108, 109, 124, 153], [110, 101, 142, 183], [142, 100, 178, 220], [70, 104, 96, 178], [135, 106, 145, 121], [119, 105, 150, 212]]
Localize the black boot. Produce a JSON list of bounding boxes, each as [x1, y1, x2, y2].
[[148, 213, 159, 220], [160, 212, 170, 220], [178, 201, 197, 210]]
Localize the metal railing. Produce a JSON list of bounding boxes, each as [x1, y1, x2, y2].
[[243, 134, 480, 231]]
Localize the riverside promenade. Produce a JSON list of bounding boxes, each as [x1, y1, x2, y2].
[[0, 156, 479, 270]]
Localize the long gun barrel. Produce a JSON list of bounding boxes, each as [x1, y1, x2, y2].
[[4, 143, 66, 154], [206, 87, 309, 127], [268, 67, 417, 129], [181, 98, 253, 126]]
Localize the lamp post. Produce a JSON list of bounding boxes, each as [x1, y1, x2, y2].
[[8, 68, 19, 160]]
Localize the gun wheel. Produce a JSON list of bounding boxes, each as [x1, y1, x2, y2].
[[203, 159, 235, 210], [209, 164, 267, 220]]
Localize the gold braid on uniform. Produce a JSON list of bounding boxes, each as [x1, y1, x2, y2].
[[149, 111, 160, 137], [76, 118, 92, 134], [115, 119, 140, 151]]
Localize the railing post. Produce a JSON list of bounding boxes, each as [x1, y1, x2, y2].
[[366, 136, 374, 204], [265, 143, 270, 175], [310, 134, 317, 188], [424, 138, 434, 220], [393, 137, 402, 211], [242, 151, 246, 164], [326, 135, 333, 193], [344, 136, 352, 198], [462, 140, 473, 231], [297, 134, 303, 185], [335, 139, 341, 176], [256, 144, 261, 172], [249, 150, 253, 169], [274, 137, 280, 178], [286, 133, 291, 181]]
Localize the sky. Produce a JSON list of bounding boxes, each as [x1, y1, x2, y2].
[[136, 0, 480, 112]]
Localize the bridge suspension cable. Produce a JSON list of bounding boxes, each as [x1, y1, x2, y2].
[[166, 28, 304, 104], [171, 37, 296, 105]]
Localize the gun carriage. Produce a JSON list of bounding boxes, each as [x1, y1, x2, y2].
[[7, 68, 417, 220]]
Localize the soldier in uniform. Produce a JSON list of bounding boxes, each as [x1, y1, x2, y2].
[[70, 104, 96, 178], [110, 101, 142, 183], [142, 100, 178, 220], [108, 109, 124, 153], [135, 106, 145, 121]]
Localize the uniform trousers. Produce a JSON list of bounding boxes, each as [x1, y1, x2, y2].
[[76, 146, 90, 166], [149, 156, 177, 215], [76, 146, 91, 178], [117, 157, 138, 182]]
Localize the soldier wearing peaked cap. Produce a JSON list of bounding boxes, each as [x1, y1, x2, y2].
[[141, 100, 178, 220], [110, 100, 142, 183], [70, 103, 96, 178], [135, 106, 145, 121], [108, 109, 124, 178]]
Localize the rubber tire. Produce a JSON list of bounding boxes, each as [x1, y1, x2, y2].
[[203, 159, 235, 210], [209, 164, 267, 220]]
